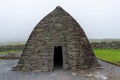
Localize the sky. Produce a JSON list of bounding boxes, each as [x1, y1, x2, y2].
[[0, 0, 120, 43]]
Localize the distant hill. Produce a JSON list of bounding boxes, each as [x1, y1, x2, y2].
[[0, 41, 26, 46], [89, 39, 120, 43]]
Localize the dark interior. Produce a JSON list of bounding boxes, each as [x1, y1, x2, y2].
[[54, 46, 63, 68]]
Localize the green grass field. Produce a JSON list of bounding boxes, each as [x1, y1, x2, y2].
[[0, 50, 22, 54], [94, 49, 120, 66]]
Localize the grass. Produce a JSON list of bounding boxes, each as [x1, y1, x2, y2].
[[0, 50, 22, 54], [94, 49, 120, 66]]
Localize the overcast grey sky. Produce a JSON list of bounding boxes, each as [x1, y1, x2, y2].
[[0, 0, 120, 43]]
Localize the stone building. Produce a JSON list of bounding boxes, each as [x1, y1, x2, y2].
[[13, 6, 99, 71]]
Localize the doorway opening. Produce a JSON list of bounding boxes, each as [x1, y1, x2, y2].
[[54, 46, 63, 68]]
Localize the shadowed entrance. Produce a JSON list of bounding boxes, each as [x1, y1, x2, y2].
[[54, 46, 63, 68]]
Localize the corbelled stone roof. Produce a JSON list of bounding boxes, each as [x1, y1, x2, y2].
[[12, 6, 99, 71]]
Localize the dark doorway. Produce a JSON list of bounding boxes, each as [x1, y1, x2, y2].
[[54, 46, 63, 68]]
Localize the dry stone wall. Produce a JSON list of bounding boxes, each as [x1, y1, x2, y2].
[[91, 41, 120, 49], [12, 6, 99, 71], [0, 45, 24, 51], [1, 41, 120, 51]]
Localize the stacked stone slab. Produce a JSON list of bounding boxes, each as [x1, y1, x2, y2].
[[13, 6, 99, 71]]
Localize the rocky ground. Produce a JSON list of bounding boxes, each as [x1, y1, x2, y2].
[[0, 59, 120, 80], [0, 52, 22, 59]]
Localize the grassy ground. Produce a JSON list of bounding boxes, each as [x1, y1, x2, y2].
[[0, 50, 22, 54], [94, 49, 120, 66]]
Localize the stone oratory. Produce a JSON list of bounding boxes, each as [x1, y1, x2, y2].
[[13, 6, 99, 71]]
